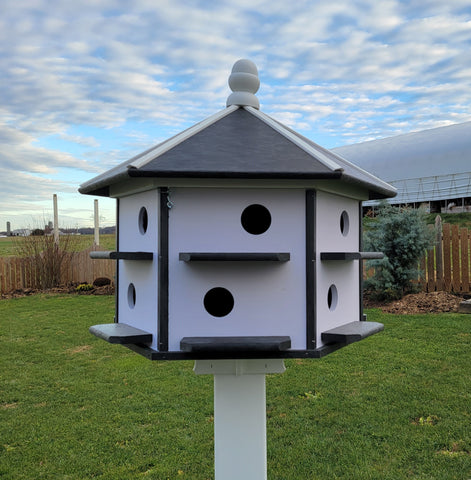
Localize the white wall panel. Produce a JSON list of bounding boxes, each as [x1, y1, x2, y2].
[[168, 188, 306, 351], [118, 190, 159, 349], [316, 191, 360, 347]]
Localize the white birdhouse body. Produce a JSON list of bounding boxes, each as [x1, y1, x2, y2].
[[82, 59, 396, 359]]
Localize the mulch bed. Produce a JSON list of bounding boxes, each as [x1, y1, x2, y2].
[[0, 283, 114, 300], [1, 285, 466, 315], [364, 291, 464, 314]]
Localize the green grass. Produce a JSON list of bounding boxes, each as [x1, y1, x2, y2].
[[0, 237, 16, 257], [0, 234, 116, 257], [1, 296, 470, 479]]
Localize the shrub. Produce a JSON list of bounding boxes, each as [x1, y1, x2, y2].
[[14, 229, 79, 290], [363, 202, 435, 301], [76, 283, 94, 293], [93, 277, 111, 287]]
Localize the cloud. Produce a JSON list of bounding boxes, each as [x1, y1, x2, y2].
[[0, 0, 470, 228]]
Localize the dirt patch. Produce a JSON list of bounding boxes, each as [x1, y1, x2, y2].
[[65, 345, 93, 355], [365, 291, 463, 314]]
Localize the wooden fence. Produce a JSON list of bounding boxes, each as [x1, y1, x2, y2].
[[420, 221, 470, 293], [0, 246, 115, 293], [1, 222, 470, 294]]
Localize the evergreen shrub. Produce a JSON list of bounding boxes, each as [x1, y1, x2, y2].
[[363, 202, 434, 300]]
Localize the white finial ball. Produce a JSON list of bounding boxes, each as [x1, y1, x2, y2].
[[226, 59, 260, 109]]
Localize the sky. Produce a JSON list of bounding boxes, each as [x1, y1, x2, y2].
[[1, 0, 471, 231]]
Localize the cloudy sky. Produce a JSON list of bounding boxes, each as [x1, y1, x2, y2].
[[2, 0, 470, 230]]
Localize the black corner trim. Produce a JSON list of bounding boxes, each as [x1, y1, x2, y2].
[[115, 199, 120, 324], [306, 189, 316, 350], [158, 187, 169, 351], [179, 252, 290, 262]]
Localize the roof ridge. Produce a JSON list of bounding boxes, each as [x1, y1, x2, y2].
[[243, 106, 343, 172], [245, 106, 395, 195]]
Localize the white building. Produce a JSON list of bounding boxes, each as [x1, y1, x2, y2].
[[333, 122, 471, 213]]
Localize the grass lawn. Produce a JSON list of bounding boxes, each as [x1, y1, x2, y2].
[[1, 295, 470, 479], [0, 237, 16, 257]]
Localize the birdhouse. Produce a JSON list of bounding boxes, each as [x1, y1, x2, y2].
[[81, 60, 396, 360]]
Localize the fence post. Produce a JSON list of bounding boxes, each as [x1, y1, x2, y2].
[[443, 223, 452, 292], [452, 224, 461, 292], [427, 246, 435, 292], [435, 216, 443, 291], [461, 227, 470, 293]]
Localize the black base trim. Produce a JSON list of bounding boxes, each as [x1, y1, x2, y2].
[[123, 343, 349, 360], [90, 322, 384, 360]]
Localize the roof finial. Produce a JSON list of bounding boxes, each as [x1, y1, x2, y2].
[[226, 59, 260, 109]]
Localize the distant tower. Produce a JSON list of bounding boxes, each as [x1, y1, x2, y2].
[[6, 222, 11, 236]]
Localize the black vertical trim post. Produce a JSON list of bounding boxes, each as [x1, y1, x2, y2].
[[158, 187, 170, 351], [359, 202, 365, 321], [115, 198, 120, 324], [305, 189, 316, 349]]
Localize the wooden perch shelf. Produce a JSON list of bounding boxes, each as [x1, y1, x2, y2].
[[320, 252, 384, 261], [179, 252, 290, 262], [90, 251, 154, 260], [321, 321, 384, 345], [180, 336, 292, 353], [89, 323, 153, 345]]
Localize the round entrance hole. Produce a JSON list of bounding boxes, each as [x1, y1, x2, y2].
[[241, 204, 271, 235], [204, 287, 234, 317], [138, 207, 148, 235], [128, 283, 136, 309], [327, 284, 338, 311], [340, 210, 349, 237]]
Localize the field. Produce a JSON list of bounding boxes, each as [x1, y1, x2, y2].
[[425, 212, 471, 228], [0, 234, 116, 257], [1, 294, 470, 479]]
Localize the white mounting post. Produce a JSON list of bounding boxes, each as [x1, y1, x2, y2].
[[194, 359, 285, 480], [53, 194, 59, 245]]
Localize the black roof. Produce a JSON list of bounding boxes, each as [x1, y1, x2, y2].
[[79, 105, 396, 200]]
